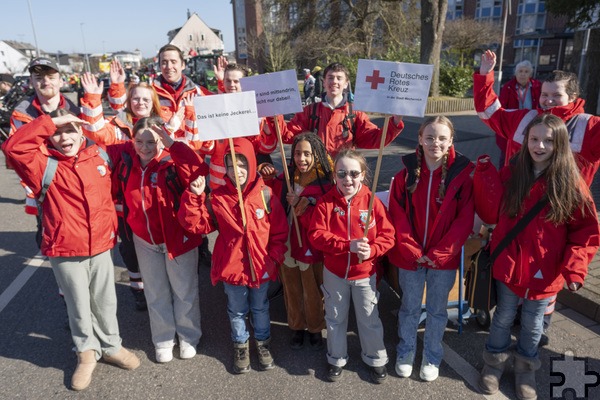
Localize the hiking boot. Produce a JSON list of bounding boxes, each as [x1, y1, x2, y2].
[[308, 331, 323, 351], [233, 341, 250, 374], [71, 350, 97, 391], [290, 330, 305, 350], [130, 288, 147, 311], [103, 347, 141, 370], [479, 350, 512, 395], [256, 338, 275, 370], [514, 353, 541, 400]]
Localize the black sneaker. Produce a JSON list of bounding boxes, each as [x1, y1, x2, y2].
[[369, 365, 388, 384], [327, 364, 343, 382], [539, 333, 549, 347], [290, 330, 305, 350], [131, 288, 147, 311], [308, 331, 323, 351]]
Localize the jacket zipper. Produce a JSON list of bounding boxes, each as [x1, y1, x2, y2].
[[422, 170, 433, 249], [140, 167, 157, 245], [344, 198, 352, 280]]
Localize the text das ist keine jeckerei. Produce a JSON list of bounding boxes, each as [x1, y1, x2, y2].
[[197, 109, 254, 119]]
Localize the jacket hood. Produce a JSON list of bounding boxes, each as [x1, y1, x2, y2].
[[224, 138, 258, 194], [545, 98, 586, 121]]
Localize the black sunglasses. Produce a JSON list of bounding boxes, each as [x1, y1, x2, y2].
[[336, 170, 362, 179]]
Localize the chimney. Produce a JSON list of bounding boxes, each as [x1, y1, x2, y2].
[[187, 9, 191, 19]]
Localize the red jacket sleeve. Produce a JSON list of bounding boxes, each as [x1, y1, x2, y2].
[[108, 82, 127, 111], [561, 194, 600, 286], [2, 114, 54, 195], [473, 155, 504, 224], [425, 176, 474, 268], [352, 111, 404, 150], [177, 190, 216, 235], [266, 190, 289, 266]]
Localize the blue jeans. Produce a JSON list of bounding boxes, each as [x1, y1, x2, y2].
[[223, 282, 271, 343], [486, 281, 550, 358], [396, 267, 456, 366]]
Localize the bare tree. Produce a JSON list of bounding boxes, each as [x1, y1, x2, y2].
[[443, 18, 504, 67], [420, 0, 448, 97]]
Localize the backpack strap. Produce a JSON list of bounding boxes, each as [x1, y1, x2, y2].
[[97, 146, 112, 169], [260, 186, 271, 214], [39, 157, 59, 204], [309, 102, 320, 133], [342, 101, 357, 143], [490, 196, 549, 261]]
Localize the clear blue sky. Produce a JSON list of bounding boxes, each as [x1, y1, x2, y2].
[[1, 1, 235, 58]]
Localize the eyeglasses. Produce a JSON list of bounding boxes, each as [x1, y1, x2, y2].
[[336, 170, 362, 179], [422, 136, 450, 146], [131, 97, 152, 104]]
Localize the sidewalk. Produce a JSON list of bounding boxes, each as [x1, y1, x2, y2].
[[430, 112, 600, 323]]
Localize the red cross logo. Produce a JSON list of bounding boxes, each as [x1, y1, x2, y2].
[[365, 70, 385, 90]]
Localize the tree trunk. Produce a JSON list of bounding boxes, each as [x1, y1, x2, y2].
[[420, 0, 448, 97]]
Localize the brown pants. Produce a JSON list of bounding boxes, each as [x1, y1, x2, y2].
[[279, 262, 325, 333]]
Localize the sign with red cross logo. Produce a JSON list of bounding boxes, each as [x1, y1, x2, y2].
[[354, 59, 433, 117]]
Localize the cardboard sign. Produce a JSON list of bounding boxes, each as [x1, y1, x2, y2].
[[353, 59, 433, 117], [193, 91, 260, 140], [241, 70, 303, 117]]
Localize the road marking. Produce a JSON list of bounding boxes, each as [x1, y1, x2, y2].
[[442, 342, 510, 399], [0, 252, 47, 314]]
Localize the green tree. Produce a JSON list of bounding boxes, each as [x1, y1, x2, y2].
[[546, 0, 600, 28]]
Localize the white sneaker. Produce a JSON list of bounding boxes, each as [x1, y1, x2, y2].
[[420, 360, 439, 382], [395, 353, 414, 378], [180, 345, 197, 360], [155, 347, 174, 363]]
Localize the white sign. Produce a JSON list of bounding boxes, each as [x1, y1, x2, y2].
[[353, 59, 433, 117], [193, 91, 260, 140], [241, 69, 303, 117]]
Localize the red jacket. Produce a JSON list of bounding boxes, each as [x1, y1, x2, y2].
[[308, 184, 395, 280], [499, 77, 541, 110], [387, 148, 475, 271], [178, 139, 289, 288], [106, 141, 207, 259], [474, 72, 600, 185], [2, 114, 117, 257], [269, 173, 333, 264], [473, 159, 600, 300], [279, 100, 404, 157]]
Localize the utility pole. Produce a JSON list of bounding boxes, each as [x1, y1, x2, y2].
[[80, 23, 92, 73]]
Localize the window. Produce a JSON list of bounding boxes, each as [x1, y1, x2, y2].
[[475, 0, 503, 23], [515, 0, 546, 35], [201, 34, 205, 41], [189, 34, 193, 41], [447, 0, 464, 20]]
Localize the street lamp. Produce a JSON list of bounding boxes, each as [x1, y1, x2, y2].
[[80, 23, 91, 73], [496, 0, 511, 93]]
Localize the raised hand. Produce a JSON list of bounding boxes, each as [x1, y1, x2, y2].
[[110, 59, 126, 84], [213, 56, 228, 82], [149, 124, 175, 148], [51, 114, 87, 128], [80, 72, 103, 95], [480, 50, 496, 75], [189, 175, 206, 196]]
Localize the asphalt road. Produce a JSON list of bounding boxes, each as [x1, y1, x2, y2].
[[1, 115, 599, 399]]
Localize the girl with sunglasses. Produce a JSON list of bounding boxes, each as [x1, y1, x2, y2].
[[308, 149, 395, 384], [387, 116, 474, 382]]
